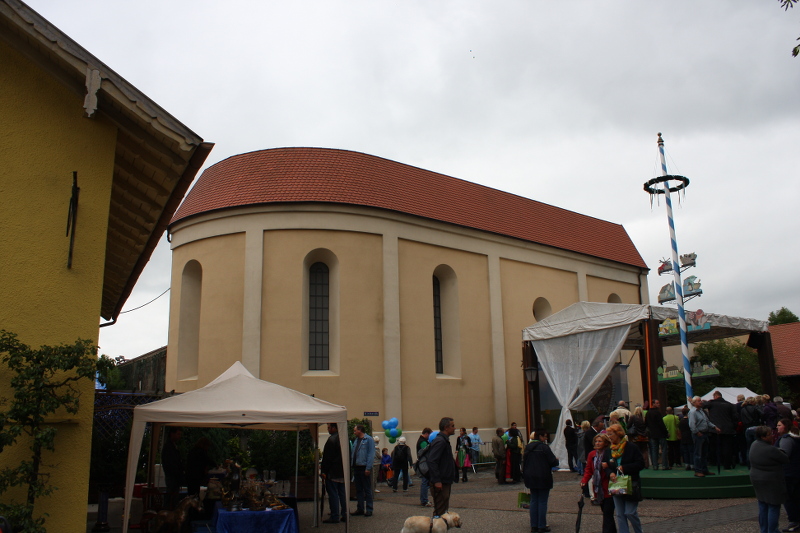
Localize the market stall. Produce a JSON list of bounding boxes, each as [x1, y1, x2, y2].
[[121, 362, 349, 532]]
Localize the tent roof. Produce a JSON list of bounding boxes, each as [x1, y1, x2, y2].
[[134, 361, 347, 429], [522, 302, 769, 349]]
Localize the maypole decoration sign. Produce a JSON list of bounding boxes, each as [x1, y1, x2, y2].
[[656, 360, 720, 383]]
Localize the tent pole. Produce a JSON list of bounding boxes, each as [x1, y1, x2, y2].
[[295, 428, 300, 498], [313, 425, 319, 527], [149, 423, 162, 488]]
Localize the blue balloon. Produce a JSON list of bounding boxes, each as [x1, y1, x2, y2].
[[389, 428, 398, 438], [389, 417, 399, 429], [428, 430, 439, 442], [381, 420, 390, 430]]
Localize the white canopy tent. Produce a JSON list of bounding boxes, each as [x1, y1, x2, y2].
[[521, 302, 770, 469], [675, 386, 760, 409], [121, 362, 350, 532]]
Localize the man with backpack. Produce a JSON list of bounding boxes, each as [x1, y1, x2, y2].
[[416, 428, 433, 507]]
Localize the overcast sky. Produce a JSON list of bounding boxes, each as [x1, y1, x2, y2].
[[25, 1, 799, 359]]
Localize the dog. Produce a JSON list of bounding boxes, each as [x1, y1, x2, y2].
[[400, 511, 462, 533]]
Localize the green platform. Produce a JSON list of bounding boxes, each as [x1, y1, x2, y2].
[[640, 465, 755, 499]]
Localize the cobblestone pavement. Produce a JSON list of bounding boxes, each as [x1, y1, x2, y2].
[[90, 467, 787, 532]]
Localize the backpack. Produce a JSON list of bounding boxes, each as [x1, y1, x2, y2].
[[508, 435, 520, 450], [415, 444, 431, 479]]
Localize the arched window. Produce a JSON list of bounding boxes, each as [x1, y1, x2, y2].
[[308, 262, 330, 371], [303, 248, 339, 374], [433, 275, 443, 374], [432, 264, 461, 377], [607, 293, 622, 303], [178, 260, 202, 381]]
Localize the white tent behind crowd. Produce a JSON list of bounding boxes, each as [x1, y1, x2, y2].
[[675, 386, 761, 409], [121, 362, 350, 532]]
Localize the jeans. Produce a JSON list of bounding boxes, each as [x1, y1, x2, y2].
[[528, 488, 550, 529], [692, 432, 709, 473], [325, 478, 346, 520], [758, 500, 781, 533], [745, 427, 757, 466], [680, 442, 694, 467], [391, 465, 409, 490], [612, 495, 642, 533], [353, 466, 373, 513], [470, 448, 480, 465], [648, 437, 668, 469], [567, 444, 578, 472], [419, 474, 430, 504]]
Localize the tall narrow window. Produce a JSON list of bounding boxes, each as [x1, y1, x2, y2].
[[433, 275, 443, 374], [178, 260, 202, 381], [309, 262, 330, 370]]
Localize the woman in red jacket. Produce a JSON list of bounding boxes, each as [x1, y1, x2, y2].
[[581, 433, 617, 533]]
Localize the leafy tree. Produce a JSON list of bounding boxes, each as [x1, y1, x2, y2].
[[689, 338, 791, 399], [0, 330, 112, 532], [779, 0, 800, 57], [768, 306, 799, 325]]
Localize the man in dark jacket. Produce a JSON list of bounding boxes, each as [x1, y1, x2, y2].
[[704, 391, 738, 469], [427, 417, 456, 517], [645, 399, 669, 470], [564, 420, 578, 473], [390, 437, 413, 492], [523, 430, 559, 533], [320, 423, 346, 523], [583, 419, 602, 464]]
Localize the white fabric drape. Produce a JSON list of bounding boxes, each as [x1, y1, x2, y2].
[[532, 324, 631, 469]]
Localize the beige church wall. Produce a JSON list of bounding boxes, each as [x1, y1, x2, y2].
[[397, 239, 494, 431], [586, 275, 641, 305], [260, 229, 385, 412], [499, 258, 581, 425], [167, 233, 246, 391]]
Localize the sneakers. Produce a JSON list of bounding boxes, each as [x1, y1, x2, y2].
[[782, 522, 800, 532], [374, 489, 380, 493], [403, 489, 408, 492], [421, 501, 432, 507]]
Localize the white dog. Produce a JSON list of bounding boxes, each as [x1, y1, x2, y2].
[[400, 511, 462, 533]]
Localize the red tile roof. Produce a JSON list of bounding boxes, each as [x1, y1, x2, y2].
[[770, 322, 800, 376], [171, 148, 647, 268]]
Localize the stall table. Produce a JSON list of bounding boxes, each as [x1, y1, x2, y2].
[[212, 505, 298, 533]]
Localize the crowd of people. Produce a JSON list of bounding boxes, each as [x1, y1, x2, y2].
[[563, 394, 800, 533]]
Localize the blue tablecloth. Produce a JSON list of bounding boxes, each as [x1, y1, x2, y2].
[[212, 506, 297, 533]]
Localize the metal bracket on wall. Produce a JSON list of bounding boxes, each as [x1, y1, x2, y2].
[[66, 171, 79, 269]]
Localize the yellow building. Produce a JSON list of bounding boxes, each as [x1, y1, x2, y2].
[[0, 1, 212, 529], [166, 148, 649, 440]]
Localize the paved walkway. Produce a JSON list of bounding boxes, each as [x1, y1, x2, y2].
[[89, 468, 788, 532]]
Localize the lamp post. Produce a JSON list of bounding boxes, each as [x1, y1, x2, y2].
[[522, 342, 542, 434]]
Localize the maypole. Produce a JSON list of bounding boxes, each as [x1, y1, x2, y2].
[[644, 133, 693, 401]]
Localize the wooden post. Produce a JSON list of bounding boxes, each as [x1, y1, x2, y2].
[[747, 332, 779, 397]]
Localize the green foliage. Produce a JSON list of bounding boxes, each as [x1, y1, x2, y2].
[[346, 417, 373, 443], [95, 354, 128, 390], [0, 330, 101, 533], [687, 338, 791, 400], [768, 306, 799, 325]]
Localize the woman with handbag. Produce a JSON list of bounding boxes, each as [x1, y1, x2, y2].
[[581, 433, 617, 533], [456, 427, 472, 482], [604, 423, 645, 533]]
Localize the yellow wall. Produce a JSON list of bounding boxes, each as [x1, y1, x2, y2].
[[499, 259, 581, 424], [397, 240, 494, 430], [0, 38, 116, 530], [167, 233, 246, 390], [260, 230, 385, 408], [586, 275, 641, 305]]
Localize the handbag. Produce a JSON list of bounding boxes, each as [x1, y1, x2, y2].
[[608, 471, 632, 496]]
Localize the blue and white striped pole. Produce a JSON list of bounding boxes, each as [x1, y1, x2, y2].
[[657, 133, 693, 401]]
